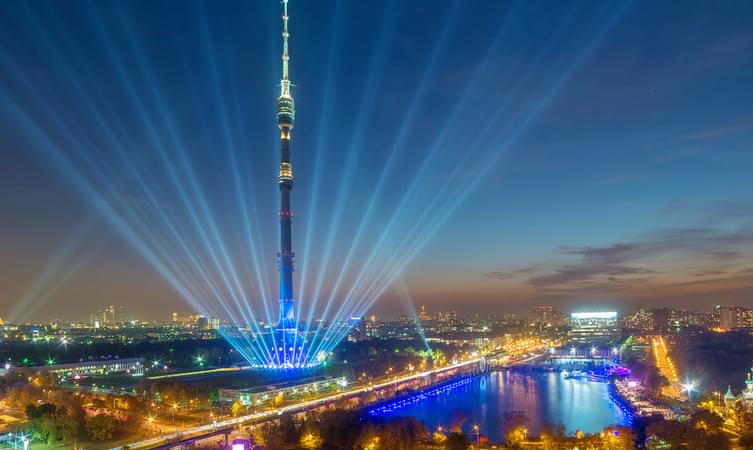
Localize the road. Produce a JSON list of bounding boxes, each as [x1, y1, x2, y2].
[[652, 337, 686, 401], [110, 357, 485, 449]]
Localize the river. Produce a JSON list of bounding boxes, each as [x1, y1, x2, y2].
[[371, 369, 629, 442]]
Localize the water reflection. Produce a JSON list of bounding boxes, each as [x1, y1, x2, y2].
[[382, 370, 628, 442]]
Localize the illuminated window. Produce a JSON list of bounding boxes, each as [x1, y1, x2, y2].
[[279, 162, 293, 180]]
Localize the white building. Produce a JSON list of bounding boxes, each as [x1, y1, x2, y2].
[[569, 311, 621, 345]]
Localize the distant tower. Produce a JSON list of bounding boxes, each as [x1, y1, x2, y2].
[[276, 0, 296, 334], [724, 385, 735, 408]]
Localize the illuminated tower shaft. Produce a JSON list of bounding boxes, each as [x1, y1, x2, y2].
[[277, 0, 296, 331]]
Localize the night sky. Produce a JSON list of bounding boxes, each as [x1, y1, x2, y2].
[[1, 0, 753, 322]]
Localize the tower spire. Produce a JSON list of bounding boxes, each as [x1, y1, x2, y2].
[[280, 0, 291, 98]]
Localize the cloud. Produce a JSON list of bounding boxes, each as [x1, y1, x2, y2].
[[484, 266, 537, 280], [530, 264, 654, 288], [699, 201, 753, 226], [527, 223, 753, 295], [693, 269, 727, 278]]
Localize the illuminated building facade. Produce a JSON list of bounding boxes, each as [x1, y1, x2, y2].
[[718, 306, 753, 331], [624, 307, 653, 331], [724, 366, 753, 410], [9, 357, 145, 380], [531, 305, 565, 327], [418, 305, 432, 322], [569, 311, 621, 345]]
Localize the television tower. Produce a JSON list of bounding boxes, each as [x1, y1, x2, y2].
[[276, 0, 296, 336]]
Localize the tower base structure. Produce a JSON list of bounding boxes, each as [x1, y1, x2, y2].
[[251, 326, 328, 369]]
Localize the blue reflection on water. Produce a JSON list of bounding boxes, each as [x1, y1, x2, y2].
[[373, 370, 629, 442]]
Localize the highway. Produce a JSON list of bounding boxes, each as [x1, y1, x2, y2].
[[110, 357, 485, 449]]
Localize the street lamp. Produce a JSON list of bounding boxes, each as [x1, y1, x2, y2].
[[713, 390, 721, 407], [682, 381, 697, 403], [472, 424, 480, 449], [172, 403, 179, 424]]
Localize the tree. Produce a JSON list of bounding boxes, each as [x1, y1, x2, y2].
[[540, 423, 567, 450], [231, 401, 245, 417], [300, 430, 323, 450], [444, 431, 470, 450], [738, 433, 753, 449], [645, 417, 729, 450], [25, 403, 81, 445], [628, 359, 669, 395], [687, 431, 729, 450], [257, 422, 284, 450], [55, 415, 82, 443], [732, 402, 753, 431], [122, 410, 144, 435], [87, 414, 119, 441], [645, 419, 688, 449], [256, 414, 300, 450], [357, 424, 381, 450], [376, 417, 426, 450], [503, 411, 530, 449], [277, 414, 299, 447], [319, 409, 362, 449], [600, 426, 636, 450], [690, 410, 723, 434], [7, 385, 43, 409]]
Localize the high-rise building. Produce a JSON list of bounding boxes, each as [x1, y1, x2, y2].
[[569, 311, 621, 345], [531, 305, 565, 327], [719, 306, 747, 331], [742, 309, 753, 328], [418, 305, 432, 322], [624, 307, 653, 331], [532, 305, 553, 321], [651, 308, 670, 332]]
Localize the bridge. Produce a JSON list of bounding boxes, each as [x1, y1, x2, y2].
[[111, 357, 494, 449]]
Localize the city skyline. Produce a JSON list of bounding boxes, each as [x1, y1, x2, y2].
[[2, 0, 753, 322]]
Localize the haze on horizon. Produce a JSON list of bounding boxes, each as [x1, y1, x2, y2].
[[1, 0, 752, 322]]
